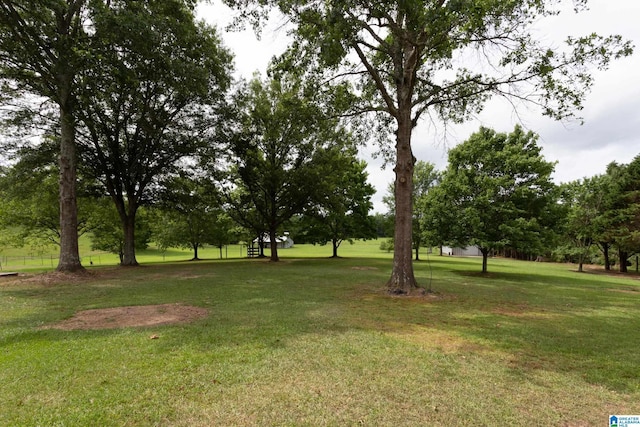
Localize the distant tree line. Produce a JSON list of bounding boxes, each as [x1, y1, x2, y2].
[[0, 0, 634, 290], [380, 126, 640, 274], [0, 0, 380, 265]]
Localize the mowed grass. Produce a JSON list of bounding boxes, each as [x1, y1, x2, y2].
[[0, 236, 390, 272], [1, 250, 639, 426]]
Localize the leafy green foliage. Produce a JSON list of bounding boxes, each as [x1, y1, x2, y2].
[[154, 175, 237, 260], [297, 151, 377, 257], [223, 0, 633, 292], [556, 175, 612, 271], [87, 200, 152, 263], [221, 73, 354, 261], [436, 125, 558, 272], [73, 0, 233, 266], [599, 156, 640, 271]]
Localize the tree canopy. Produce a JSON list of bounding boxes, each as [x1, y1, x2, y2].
[[300, 149, 377, 257], [0, 0, 92, 271], [74, 0, 232, 266], [437, 125, 557, 273], [220, 73, 352, 261], [223, 0, 634, 293]]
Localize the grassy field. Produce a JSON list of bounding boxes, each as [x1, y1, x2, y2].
[[0, 237, 391, 272], [1, 242, 639, 425]]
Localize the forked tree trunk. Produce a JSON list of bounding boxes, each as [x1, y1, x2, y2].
[[332, 238, 339, 258], [113, 198, 139, 266], [192, 243, 200, 261], [386, 111, 419, 294], [56, 102, 83, 272]]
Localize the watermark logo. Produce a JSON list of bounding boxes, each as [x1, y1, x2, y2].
[[610, 415, 640, 427]]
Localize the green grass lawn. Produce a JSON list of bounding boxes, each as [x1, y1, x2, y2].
[[0, 236, 391, 272], [1, 246, 639, 425]]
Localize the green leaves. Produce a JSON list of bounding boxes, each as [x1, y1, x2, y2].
[[432, 125, 558, 270]]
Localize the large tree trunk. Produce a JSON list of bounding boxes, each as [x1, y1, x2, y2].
[[56, 101, 83, 272], [269, 228, 279, 262], [113, 197, 139, 266], [332, 238, 339, 258], [386, 110, 419, 294], [192, 243, 200, 261], [481, 247, 489, 273], [619, 249, 628, 273], [121, 213, 138, 266]]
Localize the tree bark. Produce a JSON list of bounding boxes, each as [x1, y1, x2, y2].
[[481, 248, 489, 273], [600, 242, 611, 271], [386, 110, 419, 293], [121, 212, 138, 266], [112, 197, 139, 266], [192, 243, 200, 261], [269, 228, 279, 262], [332, 238, 339, 258], [56, 97, 83, 272], [619, 249, 628, 273]]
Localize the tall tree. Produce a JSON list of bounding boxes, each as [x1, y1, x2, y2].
[[75, 0, 232, 266], [418, 182, 457, 256], [224, 0, 633, 293], [221, 74, 347, 261], [0, 0, 90, 271], [439, 126, 557, 273]]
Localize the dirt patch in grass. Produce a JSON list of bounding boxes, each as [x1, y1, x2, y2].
[[46, 304, 209, 330]]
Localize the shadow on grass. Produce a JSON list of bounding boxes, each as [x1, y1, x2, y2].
[[2, 257, 639, 394]]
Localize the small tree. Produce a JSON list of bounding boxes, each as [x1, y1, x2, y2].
[[155, 175, 232, 261], [558, 177, 610, 272]]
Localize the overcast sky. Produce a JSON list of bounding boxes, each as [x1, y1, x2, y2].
[[197, 0, 640, 213]]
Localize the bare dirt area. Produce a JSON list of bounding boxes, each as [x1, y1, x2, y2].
[[46, 304, 209, 331]]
